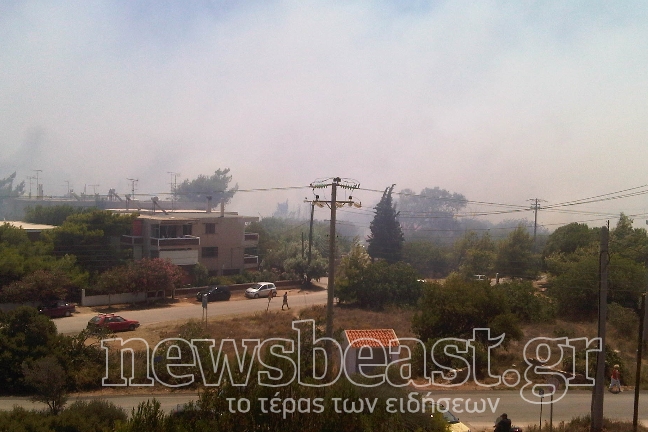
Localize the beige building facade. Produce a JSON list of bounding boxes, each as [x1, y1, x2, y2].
[[120, 210, 259, 276]]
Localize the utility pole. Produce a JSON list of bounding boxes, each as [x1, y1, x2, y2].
[[127, 178, 138, 198], [528, 198, 546, 249], [168, 172, 180, 210], [33, 169, 42, 199], [591, 225, 609, 432], [309, 178, 361, 348], [633, 293, 646, 432], [303, 196, 319, 267], [26, 176, 34, 199]]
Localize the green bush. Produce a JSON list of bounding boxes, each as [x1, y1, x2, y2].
[[55, 399, 127, 432], [498, 280, 556, 323], [608, 302, 639, 340]]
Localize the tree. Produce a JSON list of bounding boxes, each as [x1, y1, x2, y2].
[[397, 187, 467, 242], [0, 307, 58, 394], [283, 251, 327, 284], [455, 231, 496, 277], [249, 217, 353, 278], [24, 204, 88, 226], [543, 222, 599, 258], [337, 244, 422, 309], [22, 356, 68, 414], [130, 258, 184, 296], [412, 274, 523, 344], [45, 210, 136, 274], [1, 269, 73, 304], [175, 168, 238, 203], [0, 223, 58, 289], [545, 244, 647, 317], [367, 185, 404, 263], [610, 213, 648, 265], [495, 225, 538, 279], [96, 258, 183, 300], [402, 241, 454, 278]]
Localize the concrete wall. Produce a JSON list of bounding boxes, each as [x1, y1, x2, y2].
[[80, 289, 162, 307]]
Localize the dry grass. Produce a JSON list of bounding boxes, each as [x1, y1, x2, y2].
[[99, 303, 647, 392], [149, 305, 417, 347]]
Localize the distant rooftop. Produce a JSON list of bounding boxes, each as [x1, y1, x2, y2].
[[109, 210, 258, 221], [2, 221, 57, 231], [344, 329, 400, 348]]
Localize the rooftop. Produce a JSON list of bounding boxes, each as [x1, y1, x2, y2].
[[2, 221, 57, 231], [344, 329, 400, 348], [109, 210, 258, 222]]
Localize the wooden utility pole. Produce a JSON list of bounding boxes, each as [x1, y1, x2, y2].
[[326, 179, 338, 343], [528, 198, 546, 250], [633, 293, 646, 431], [308, 199, 315, 267], [308, 178, 361, 346], [591, 225, 609, 432]]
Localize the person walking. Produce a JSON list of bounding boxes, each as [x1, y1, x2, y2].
[[494, 413, 512, 432], [282, 291, 290, 310], [609, 364, 621, 393]]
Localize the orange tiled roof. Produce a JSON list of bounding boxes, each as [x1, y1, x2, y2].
[[344, 329, 399, 348]]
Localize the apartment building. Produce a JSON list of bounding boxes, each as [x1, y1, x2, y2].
[[120, 209, 259, 276]]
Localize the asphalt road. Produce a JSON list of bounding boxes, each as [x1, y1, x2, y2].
[[1, 390, 646, 430], [54, 288, 330, 334]]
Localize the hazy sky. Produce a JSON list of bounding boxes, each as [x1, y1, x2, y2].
[[2, 1, 648, 230]]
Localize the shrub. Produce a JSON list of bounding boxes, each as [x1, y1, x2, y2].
[[608, 302, 639, 340]]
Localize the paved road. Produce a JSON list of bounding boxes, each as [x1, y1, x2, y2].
[[54, 288, 329, 334], [1, 390, 646, 430], [419, 389, 648, 429]]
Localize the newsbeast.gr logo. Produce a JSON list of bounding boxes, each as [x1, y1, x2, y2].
[[100, 319, 601, 404]]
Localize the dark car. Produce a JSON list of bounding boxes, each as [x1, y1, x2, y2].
[[38, 300, 76, 318], [87, 314, 140, 332], [196, 285, 231, 302]]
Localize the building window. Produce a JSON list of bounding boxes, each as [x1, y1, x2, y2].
[[151, 224, 160, 238], [205, 223, 215, 234], [160, 225, 177, 238], [202, 247, 218, 258], [183, 224, 192, 236]]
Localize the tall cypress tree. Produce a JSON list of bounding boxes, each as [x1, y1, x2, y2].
[[367, 184, 404, 263]]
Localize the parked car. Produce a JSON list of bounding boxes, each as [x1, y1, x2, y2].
[[87, 314, 140, 332], [38, 300, 75, 318], [196, 285, 231, 302], [244, 282, 277, 299]]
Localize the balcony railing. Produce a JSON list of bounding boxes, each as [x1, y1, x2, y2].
[[151, 235, 200, 248], [243, 255, 259, 267]]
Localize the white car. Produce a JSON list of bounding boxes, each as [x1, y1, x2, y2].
[[245, 282, 277, 299]]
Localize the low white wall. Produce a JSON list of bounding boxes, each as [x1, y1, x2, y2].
[[81, 290, 152, 307]]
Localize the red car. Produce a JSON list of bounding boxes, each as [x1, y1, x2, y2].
[[87, 314, 140, 332], [38, 300, 76, 318]]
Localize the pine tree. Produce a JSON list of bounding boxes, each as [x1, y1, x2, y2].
[[367, 184, 404, 263]]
